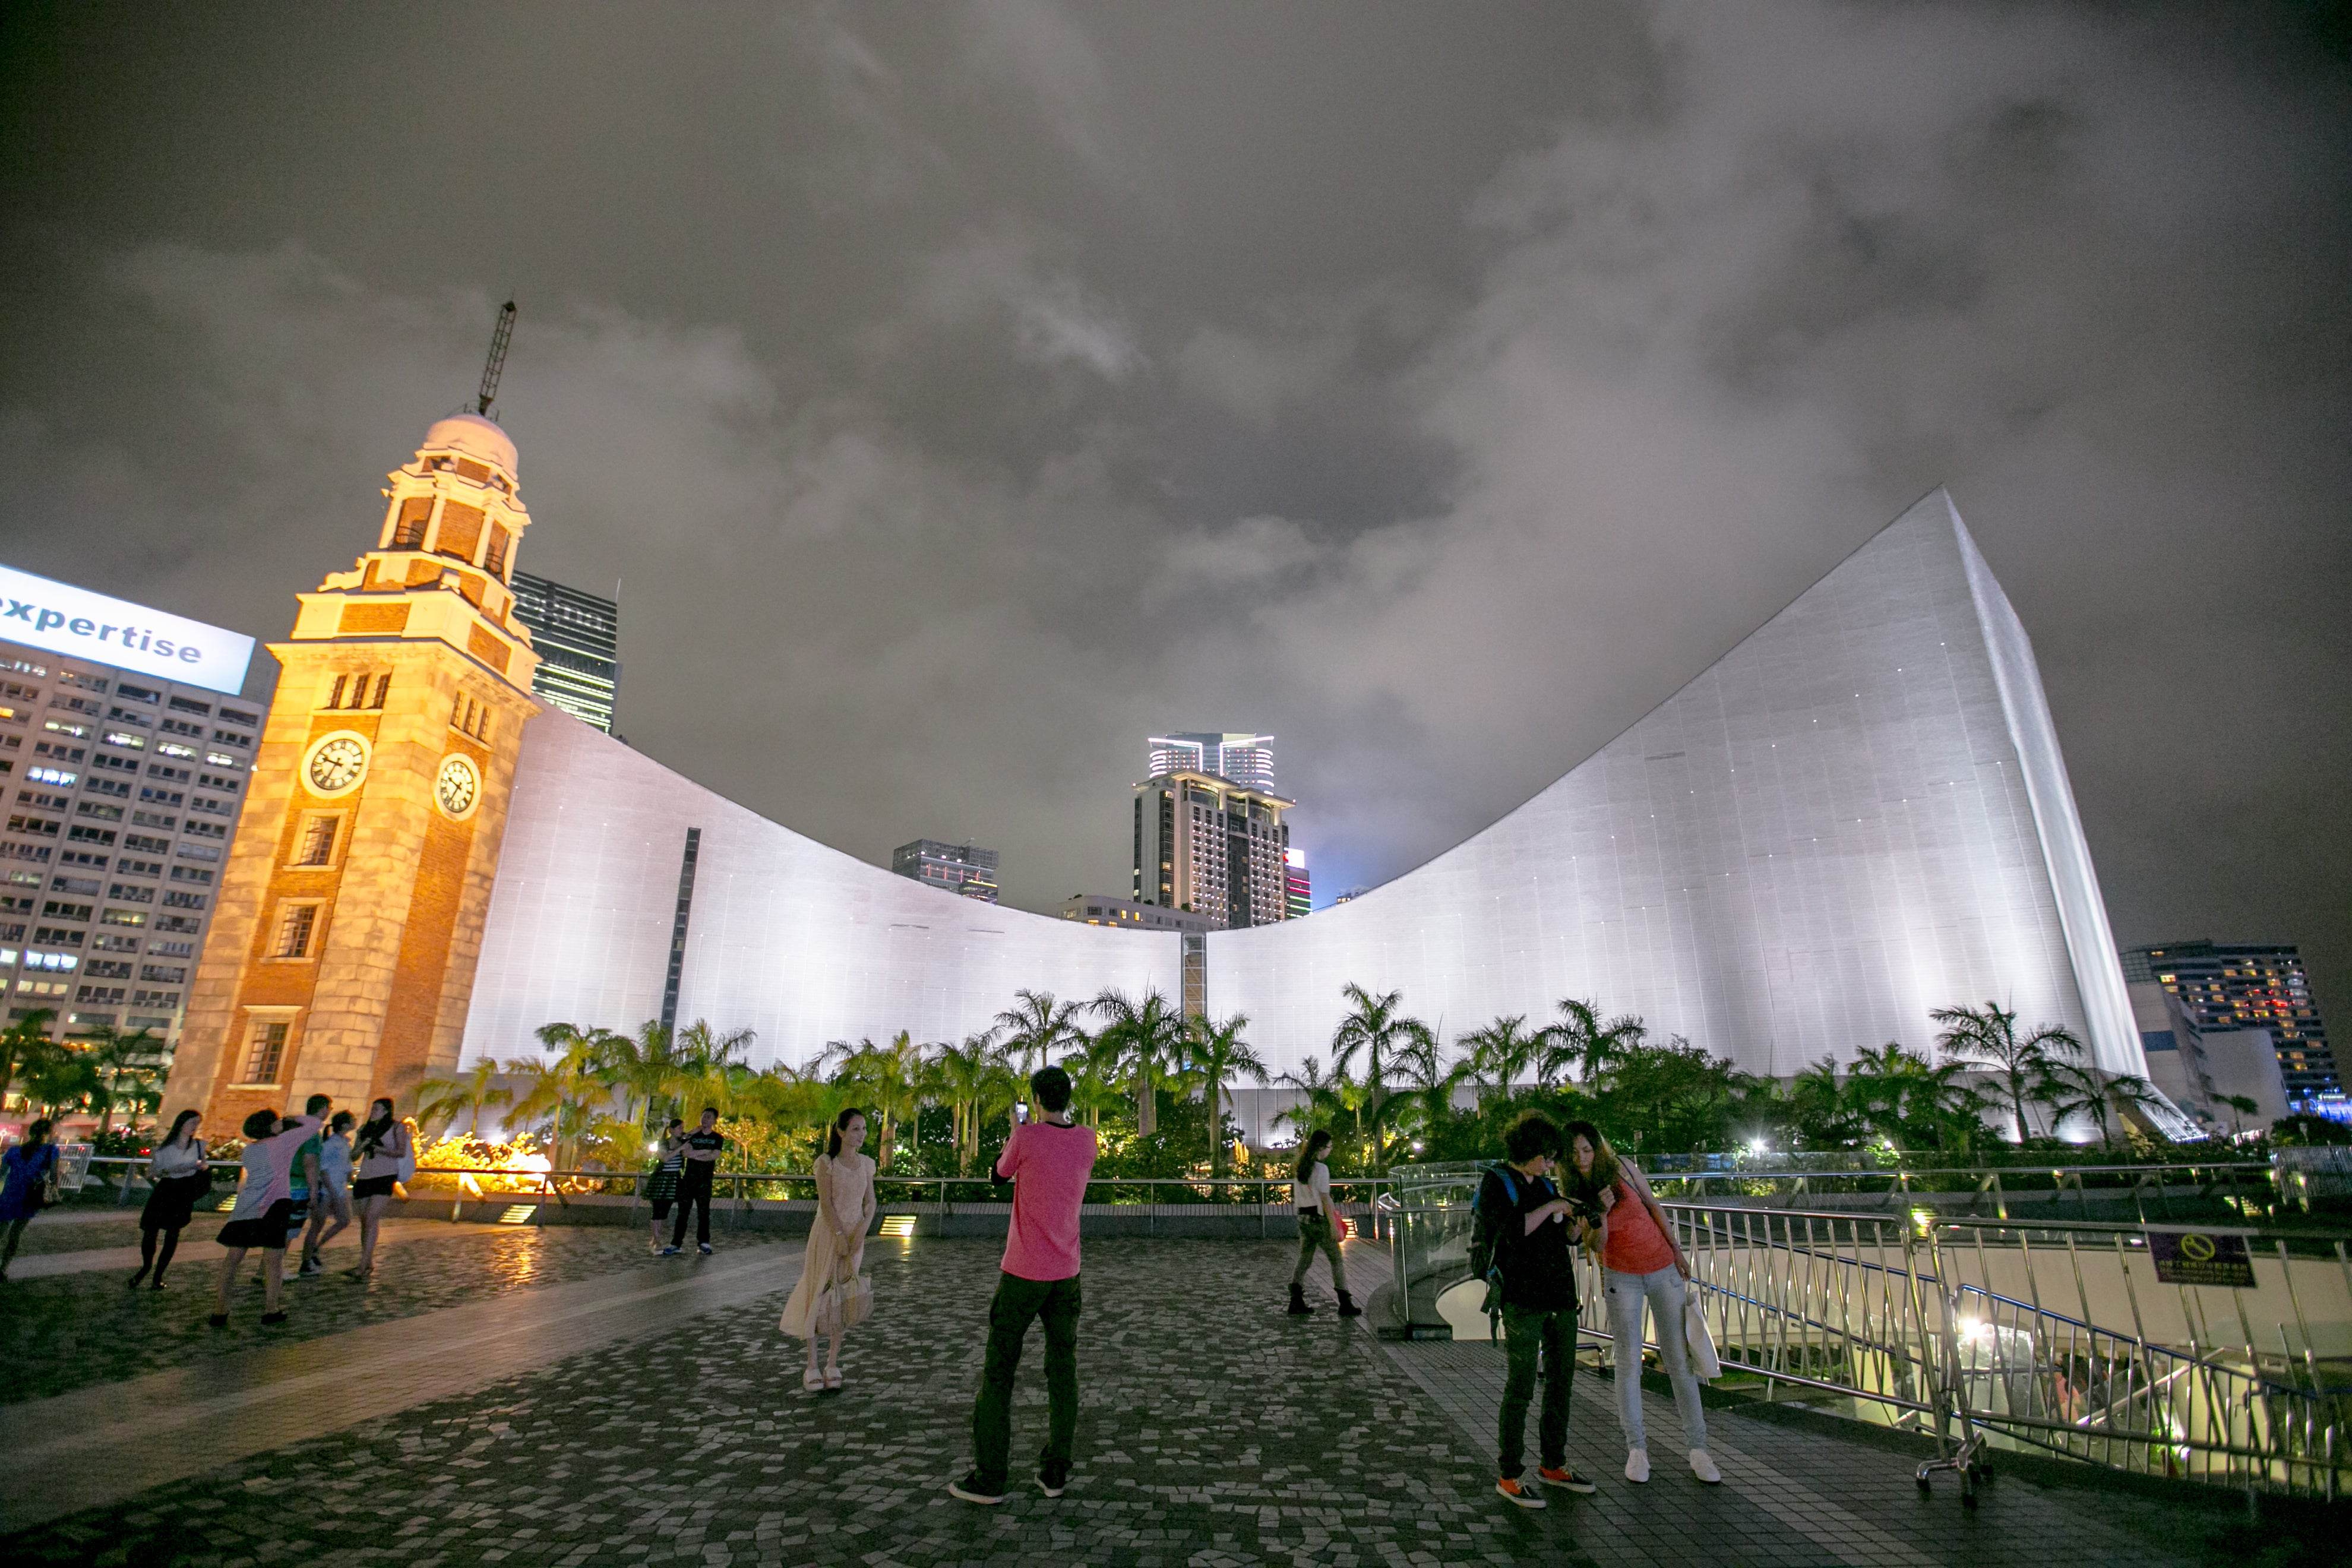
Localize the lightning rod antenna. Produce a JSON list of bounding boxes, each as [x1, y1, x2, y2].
[[475, 300, 517, 416]]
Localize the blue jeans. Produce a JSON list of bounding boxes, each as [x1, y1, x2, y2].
[[1602, 1265, 1707, 1452]]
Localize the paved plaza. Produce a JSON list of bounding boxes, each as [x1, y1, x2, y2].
[[0, 1219, 2331, 1566]]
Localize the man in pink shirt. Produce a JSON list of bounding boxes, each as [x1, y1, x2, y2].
[[950, 1064, 1096, 1505]]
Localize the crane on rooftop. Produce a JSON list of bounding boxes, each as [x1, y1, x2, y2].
[[475, 300, 516, 418]]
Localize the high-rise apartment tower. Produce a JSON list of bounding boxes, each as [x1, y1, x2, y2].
[[1146, 733, 1275, 792], [1131, 770, 1292, 930], [2121, 941, 2337, 1101]]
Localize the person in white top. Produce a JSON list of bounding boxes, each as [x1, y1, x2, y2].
[[299, 1110, 356, 1275], [211, 1106, 323, 1327], [130, 1108, 209, 1291], [1286, 1129, 1361, 1317], [349, 1098, 414, 1279], [776, 1108, 877, 1392]]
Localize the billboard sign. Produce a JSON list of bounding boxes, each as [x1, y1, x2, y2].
[[0, 563, 255, 696]]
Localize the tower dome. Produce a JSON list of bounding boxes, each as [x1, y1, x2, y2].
[[421, 413, 519, 476]]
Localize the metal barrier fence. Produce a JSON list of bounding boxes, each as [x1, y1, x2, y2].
[[1376, 1164, 2351, 1504]]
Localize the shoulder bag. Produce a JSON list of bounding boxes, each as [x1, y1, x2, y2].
[[394, 1124, 418, 1186], [813, 1234, 874, 1336], [1683, 1289, 1722, 1381]]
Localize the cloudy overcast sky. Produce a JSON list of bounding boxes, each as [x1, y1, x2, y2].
[[3, 3, 2347, 1033]]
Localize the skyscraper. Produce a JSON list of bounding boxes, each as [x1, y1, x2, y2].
[[2122, 941, 2337, 1102], [0, 564, 263, 1069], [1131, 770, 1292, 929], [509, 571, 618, 733], [891, 839, 1000, 903], [1284, 847, 1310, 919], [1147, 733, 1275, 792]]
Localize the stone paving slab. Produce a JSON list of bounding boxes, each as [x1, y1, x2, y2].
[[1, 1237, 2331, 1567], [0, 1224, 710, 1404]]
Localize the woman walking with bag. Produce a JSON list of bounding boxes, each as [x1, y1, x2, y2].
[[1564, 1120, 1719, 1486], [0, 1118, 61, 1282], [777, 1108, 875, 1392], [1286, 1129, 1360, 1316], [131, 1109, 211, 1290], [643, 1117, 685, 1254], [349, 1098, 413, 1279]]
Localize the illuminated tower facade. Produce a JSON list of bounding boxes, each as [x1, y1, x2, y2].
[[166, 413, 542, 1128]]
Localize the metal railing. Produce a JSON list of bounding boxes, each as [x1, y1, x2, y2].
[[74, 1156, 1393, 1238], [1374, 1164, 2351, 1503]]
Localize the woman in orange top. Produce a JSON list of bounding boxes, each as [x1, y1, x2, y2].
[[1566, 1120, 1719, 1487]]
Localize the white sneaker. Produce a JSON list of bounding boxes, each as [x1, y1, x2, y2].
[[1624, 1447, 1650, 1483], [1689, 1448, 1722, 1484]]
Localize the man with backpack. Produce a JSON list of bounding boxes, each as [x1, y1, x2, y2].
[[1472, 1111, 1599, 1507]]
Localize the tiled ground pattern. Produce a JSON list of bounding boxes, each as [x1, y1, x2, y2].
[[1, 1206, 151, 1256], [3, 1233, 2331, 1568], [0, 1224, 684, 1404], [10, 1239, 1579, 1568]]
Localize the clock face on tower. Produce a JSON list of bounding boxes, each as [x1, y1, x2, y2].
[[303, 732, 371, 798], [435, 753, 481, 819]]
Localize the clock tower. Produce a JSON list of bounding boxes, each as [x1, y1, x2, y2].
[[167, 413, 543, 1130]]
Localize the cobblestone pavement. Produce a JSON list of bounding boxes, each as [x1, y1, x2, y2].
[[1, 1237, 2328, 1567], [0, 1223, 693, 1404], [1, 1205, 151, 1255]]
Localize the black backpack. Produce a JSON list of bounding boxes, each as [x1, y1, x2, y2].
[[1468, 1163, 1531, 1335]]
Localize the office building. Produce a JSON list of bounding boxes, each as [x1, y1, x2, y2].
[[1058, 893, 1211, 935], [508, 571, 619, 733], [2128, 978, 2291, 1131], [1131, 770, 1293, 930], [0, 563, 264, 1070], [2122, 941, 2337, 1101], [1147, 733, 1276, 792], [1284, 848, 1311, 919], [891, 839, 1000, 903]]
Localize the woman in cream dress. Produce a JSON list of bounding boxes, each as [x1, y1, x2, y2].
[[779, 1108, 875, 1392]]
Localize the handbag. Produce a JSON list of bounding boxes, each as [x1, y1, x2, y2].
[[37, 1152, 62, 1210], [812, 1241, 874, 1336], [1683, 1291, 1722, 1382], [394, 1126, 418, 1186]]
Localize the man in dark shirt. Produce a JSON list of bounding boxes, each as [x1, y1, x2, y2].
[[666, 1107, 726, 1256], [1478, 1111, 1598, 1506]]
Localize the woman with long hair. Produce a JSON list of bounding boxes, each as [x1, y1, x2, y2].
[[349, 1098, 412, 1279], [643, 1117, 686, 1253], [1286, 1128, 1360, 1317], [0, 1117, 59, 1282], [1563, 1118, 1718, 1486], [131, 1109, 210, 1290], [776, 1107, 877, 1392]]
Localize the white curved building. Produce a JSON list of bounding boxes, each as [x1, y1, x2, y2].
[[461, 489, 2146, 1085]]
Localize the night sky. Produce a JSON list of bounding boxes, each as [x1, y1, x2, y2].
[[3, 4, 2346, 1042]]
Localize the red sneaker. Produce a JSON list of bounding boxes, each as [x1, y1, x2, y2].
[[1539, 1465, 1597, 1493], [1496, 1477, 1547, 1509]]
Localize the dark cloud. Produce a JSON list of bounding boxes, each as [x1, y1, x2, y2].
[[2, 2, 2347, 1038]]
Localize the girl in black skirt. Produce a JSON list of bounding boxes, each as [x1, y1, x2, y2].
[[129, 1109, 210, 1291], [644, 1118, 685, 1253]]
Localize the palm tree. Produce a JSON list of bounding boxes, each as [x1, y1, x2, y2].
[[994, 989, 1088, 1080], [1272, 1055, 1352, 1151], [595, 1019, 700, 1131], [928, 1032, 1009, 1174], [1390, 1026, 1468, 1157], [2035, 1060, 2134, 1150], [1787, 1055, 1867, 1149], [2217, 1093, 2259, 1137], [1539, 997, 1647, 1088], [1459, 1014, 1544, 1104], [504, 1040, 614, 1172], [1188, 1013, 1269, 1176], [1844, 1042, 1983, 1150], [71, 1023, 167, 1134], [0, 1009, 59, 1108], [1328, 984, 1434, 1164], [1091, 988, 1188, 1137], [416, 1055, 514, 1138], [1931, 1001, 2084, 1143], [829, 1032, 927, 1171]]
